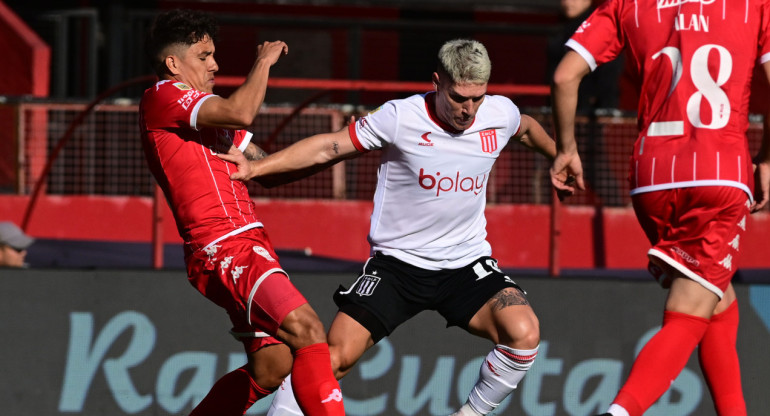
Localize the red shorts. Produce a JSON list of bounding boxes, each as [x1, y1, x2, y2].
[[632, 186, 750, 298], [186, 228, 308, 353]]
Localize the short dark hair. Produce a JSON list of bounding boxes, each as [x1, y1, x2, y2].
[[144, 9, 219, 77]]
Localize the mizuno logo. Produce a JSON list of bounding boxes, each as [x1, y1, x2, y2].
[[658, 0, 714, 9]]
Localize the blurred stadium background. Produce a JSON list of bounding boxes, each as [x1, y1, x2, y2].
[[1, 1, 769, 415]]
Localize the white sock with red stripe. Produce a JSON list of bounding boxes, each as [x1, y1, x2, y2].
[[458, 344, 538, 415]]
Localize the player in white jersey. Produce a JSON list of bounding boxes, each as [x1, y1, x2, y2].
[[550, 1, 770, 415], [220, 39, 562, 416]]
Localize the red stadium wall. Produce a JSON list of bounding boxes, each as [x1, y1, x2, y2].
[[2, 195, 769, 270]]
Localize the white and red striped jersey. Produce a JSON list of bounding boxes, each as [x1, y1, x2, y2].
[[349, 92, 522, 270], [567, 0, 770, 199], [139, 80, 262, 251]]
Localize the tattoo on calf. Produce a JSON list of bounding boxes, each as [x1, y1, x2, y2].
[[489, 287, 529, 310]]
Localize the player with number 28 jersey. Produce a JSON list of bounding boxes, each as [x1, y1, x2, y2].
[[551, 1, 770, 415], [568, 0, 770, 197]]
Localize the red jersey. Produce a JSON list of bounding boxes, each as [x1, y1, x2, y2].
[[139, 80, 262, 251], [568, 0, 770, 200]]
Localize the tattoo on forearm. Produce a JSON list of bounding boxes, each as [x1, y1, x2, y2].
[[245, 147, 269, 161], [332, 142, 340, 154], [488, 287, 529, 311]]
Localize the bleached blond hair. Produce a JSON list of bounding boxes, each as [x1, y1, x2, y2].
[[437, 39, 491, 84]]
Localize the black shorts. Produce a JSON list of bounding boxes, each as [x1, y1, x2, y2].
[[333, 253, 528, 343]]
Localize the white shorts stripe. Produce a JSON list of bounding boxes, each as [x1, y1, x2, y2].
[[648, 248, 724, 299]]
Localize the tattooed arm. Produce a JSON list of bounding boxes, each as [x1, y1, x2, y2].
[[220, 126, 361, 187], [242, 142, 269, 161]]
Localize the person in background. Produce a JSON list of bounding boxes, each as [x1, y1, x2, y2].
[[220, 39, 564, 416], [0, 221, 34, 268], [548, 0, 626, 206], [547, 0, 622, 112], [139, 9, 344, 416], [550, 1, 770, 415]]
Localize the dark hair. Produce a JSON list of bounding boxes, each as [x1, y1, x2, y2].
[[144, 9, 219, 77]]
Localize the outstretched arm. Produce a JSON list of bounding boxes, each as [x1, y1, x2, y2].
[[551, 50, 590, 196], [513, 114, 574, 201], [219, 125, 361, 187], [751, 60, 770, 213], [513, 114, 557, 160], [197, 41, 288, 129]]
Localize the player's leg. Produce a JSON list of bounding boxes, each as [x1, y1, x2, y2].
[[607, 275, 715, 416], [268, 309, 374, 416], [698, 283, 746, 415], [185, 236, 298, 416], [600, 188, 747, 416], [453, 287, 539, 416], [436, 257, 539, 416], [273, 303, 344, 415], [217, 230, 345, 416], [269, 254, 407, 416], [190, 341, 292, 416]]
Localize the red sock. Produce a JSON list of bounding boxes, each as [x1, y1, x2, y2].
[[614, 311, 709, 416], [189, 366, 272, 416], [698, 301, 746, 415], [291, 343, 345, 416]]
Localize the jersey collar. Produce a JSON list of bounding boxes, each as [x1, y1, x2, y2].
[[424, 91, 467, 135]]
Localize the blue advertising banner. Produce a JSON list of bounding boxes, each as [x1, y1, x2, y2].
[[1, 269, 768, 415]]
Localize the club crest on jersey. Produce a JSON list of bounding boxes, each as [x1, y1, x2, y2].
[[253, 245, 276, 262], [173, 82, 192, 90], [479, 129, 498, 153], [355, 274, 380, 296]]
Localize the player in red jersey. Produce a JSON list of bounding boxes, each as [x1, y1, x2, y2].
[[550, 1, 770, 415], [139, 9, 344, 416]]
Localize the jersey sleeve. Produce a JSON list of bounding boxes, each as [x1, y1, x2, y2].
[[350, 101, 399, 151], [233, 131, 253, 152], [761, 0, 770, 63], [147, 81, 216, 131], [566, 0, 625, 71], [504, 97, 522, 137]]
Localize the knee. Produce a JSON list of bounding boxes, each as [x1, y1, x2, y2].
[[272, 356, 293, 381], [248, 365, 289, 391], [245, 351, 292, 390], [502, 312, 540, 350], [329, 344, 358, 379], [280, 304, 328, 349]]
